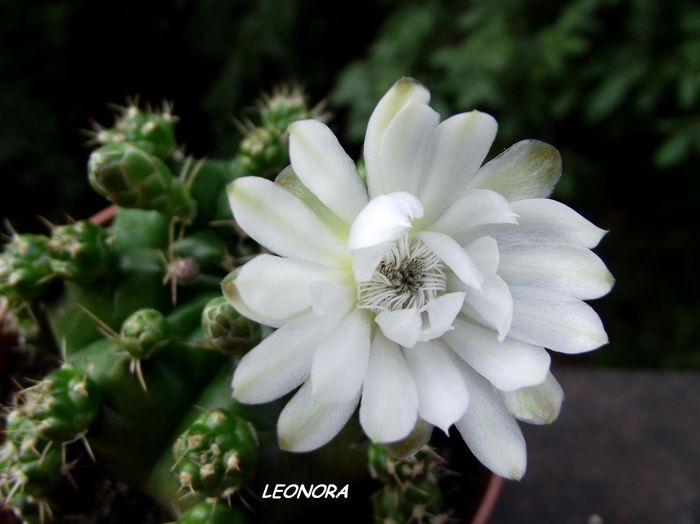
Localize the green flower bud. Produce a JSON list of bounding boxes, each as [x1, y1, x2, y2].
[[176, 501, 250, 524], [0, 234, 54, 303], [88, 143, 195, 220], [47, 220, 113, 283], [201, 297, 260, 352], [173, 409, 258, 498], [96, 105, 177, 160], [18, 365, 101, 443], [120, 308, 169, 360]]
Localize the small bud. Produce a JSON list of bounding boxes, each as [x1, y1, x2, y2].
[[201, 296, 260, 352], [120, 308, 169, 360]]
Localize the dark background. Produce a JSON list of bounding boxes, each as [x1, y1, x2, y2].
[[2, 0, 699, 371]]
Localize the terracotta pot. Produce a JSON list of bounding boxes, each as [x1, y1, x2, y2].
[[0, 204, 503, 523]]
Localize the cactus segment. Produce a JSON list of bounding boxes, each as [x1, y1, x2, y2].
[[0, 234, 54, 304], [94, 104, 177, 160], [47, 220, 113, 283], [176, 500, 251, 524], [14, 365, 101, 443], [172, 409, 258, 498]]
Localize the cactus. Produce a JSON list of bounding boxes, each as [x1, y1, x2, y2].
[[0, 89, 463, 524]]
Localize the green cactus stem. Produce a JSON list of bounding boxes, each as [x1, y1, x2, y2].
[[0, 234, 55, 304], [93, 103, 177, 160], [47, 220, 113, 283], [88, 143, 195, 221], [14, 365, 101, 444], [175, 500, 250, 524], [171, 409, 258, 499]]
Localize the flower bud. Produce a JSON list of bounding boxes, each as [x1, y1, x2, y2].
[[88, 143, 195, 220], [96, 105, 177, 160], [120, 308, 169, 360], [201, 297, 260, 352]]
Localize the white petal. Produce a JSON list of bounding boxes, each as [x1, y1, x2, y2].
[[228, 177, 346, 265], [348, 192, 424, 250], [455, 364, 527, 480], [449, 272, 513, 340], [232, 314, 325, 404], [352, 242, 391, 282], [274, 166, 349, 236], [500, 372, 564, 425], [365, 78, 431, 197], [499, 243, 614, 300], [224, 254, 344, 327], [384, 418, 434, 458], [311, 310, 371, 402], [360, 333, 418, 442], [308, 281, 356, 325], [278, 380, 359, 452], [289, 119, 368, 223], [376, 101, 439, 196], [464, 236, 500, 275], [469, 140, 561, 201], [443, 317, 550, 391], [375, 308, 422, 349], [509, 286, 609, 354], [428, 189, 518, 244], [404, 340, 470, 433], [419, 113, 498, 222], [417, 231, 483, 290], [503, 199, 608, 248], [419, 292, 466, 342]]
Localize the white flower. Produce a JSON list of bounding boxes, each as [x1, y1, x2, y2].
[[223, 78, 613, 480]]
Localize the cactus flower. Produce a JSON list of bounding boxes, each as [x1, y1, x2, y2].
[[223, 78, 613, 479]]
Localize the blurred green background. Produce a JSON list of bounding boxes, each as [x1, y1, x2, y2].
[[1, 0, 698, 370]]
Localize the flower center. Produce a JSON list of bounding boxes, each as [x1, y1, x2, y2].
[[357, 235, 446, 312]]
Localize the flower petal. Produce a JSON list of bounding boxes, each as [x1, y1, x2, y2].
[[469, 140, 561, 201], [289, 119, 368, 223], [498, 243, 614, 300], [504, 198, 607, 248], [448, 272, 513, 340], [360, 333, 418, 442], [419, 292, 466, 342], [443, 316, 550, 391], [376, 101, 439, 196], [416, 231, 483, 290], [223, 254, 345, 328], [309, 281, 356, 324], [228, 177, 346, 265], [352, 242, 392, 282], [455, 364, 527, 480], [508, 286, 609, 353], [419, 112, 498, 222], [500, 372, 564, 425], [365, 78, 431, 197], [428, 188, 518, 244], [311, 309, 371, 402], [231, 314, 325, 404], [404, 340, 470, 433], [348, 192, 424, 250], [384, 418, 434, 458], [375, 308, 422, 349], [464, 236, 500, 275], [278, 380, 359, 452]]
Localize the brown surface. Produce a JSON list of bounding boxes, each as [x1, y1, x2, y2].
[[490, 367, 700, 524]]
